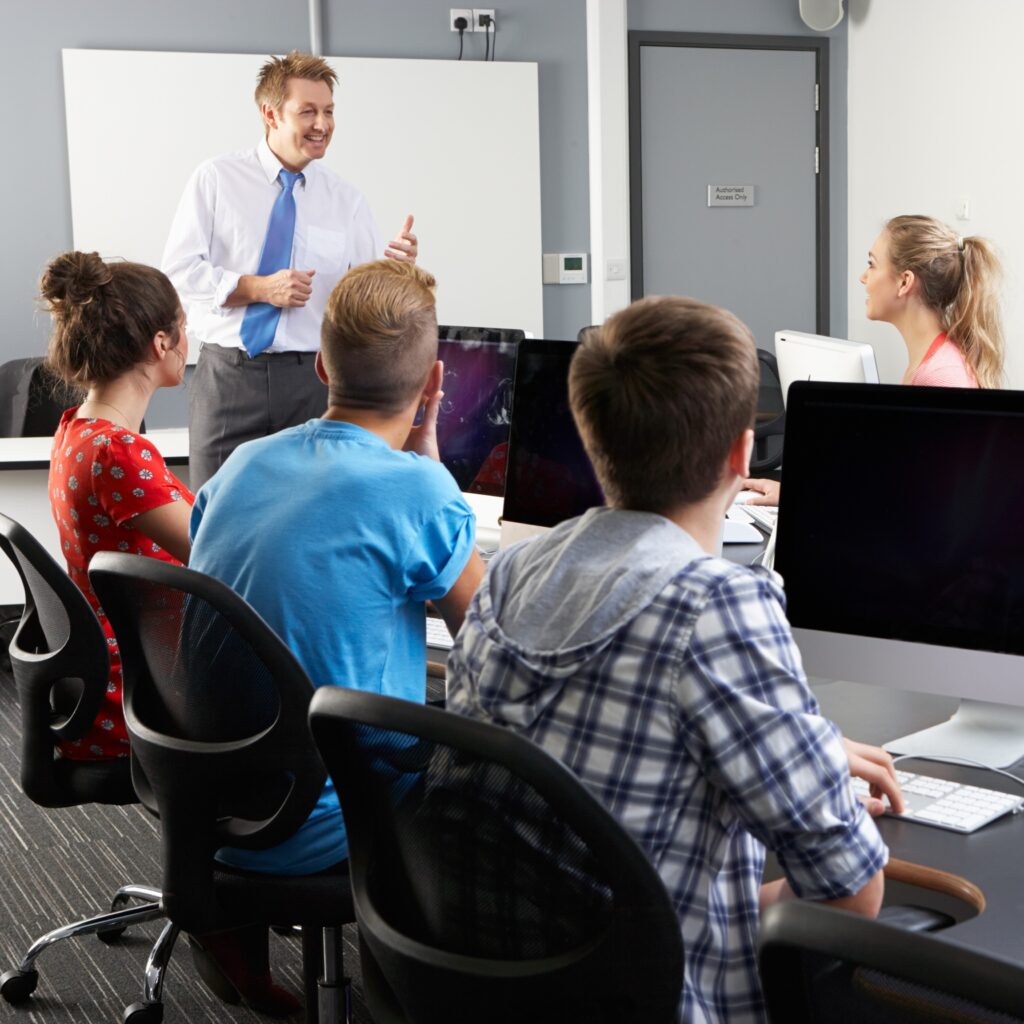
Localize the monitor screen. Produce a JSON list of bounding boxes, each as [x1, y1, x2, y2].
[[774, 330, 878, 408], [502, 339, 603, 528], [435, 337, 518, 496], [775, 381, 1024, 763], [438, 325, 526, 343]]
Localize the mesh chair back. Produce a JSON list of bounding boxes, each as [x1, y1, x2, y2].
[[0, 514, 121, 806], [759, 901, 1024, 1023], [753, 348, 785, 473], [0, 358, 79, 437], [89, 552, 326, 934], [309, 687, 683, 1024]]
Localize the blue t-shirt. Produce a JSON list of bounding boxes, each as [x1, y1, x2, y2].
[[189, 419, 476, 874]]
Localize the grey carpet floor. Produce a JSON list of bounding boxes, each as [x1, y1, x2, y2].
[[0, 660, 371, 1024]]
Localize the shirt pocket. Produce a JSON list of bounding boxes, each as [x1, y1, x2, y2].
[[304, 225, 349, 275]]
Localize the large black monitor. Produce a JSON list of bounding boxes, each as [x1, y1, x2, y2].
[[776, 381, 1024, 766], [501, 338, 603, 530], [436, 337, 519, 496]]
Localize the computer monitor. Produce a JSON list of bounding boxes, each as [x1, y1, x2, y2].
[[501, 339, 603, 543], [438, 325, 526, 344], [774, 330, 879, 407], [776, 381, 1024, 767], [435, 336, 519, 496]]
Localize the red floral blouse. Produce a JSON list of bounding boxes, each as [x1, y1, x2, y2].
[[48, 411, 194, 759]]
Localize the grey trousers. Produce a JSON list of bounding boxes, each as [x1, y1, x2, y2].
[[188, 344, 328, 490]]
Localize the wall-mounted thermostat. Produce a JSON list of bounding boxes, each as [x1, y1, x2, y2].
[[542, 252, 589, 285]]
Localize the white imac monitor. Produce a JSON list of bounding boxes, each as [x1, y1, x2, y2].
[[774, 330, 878, 407], [775, 381, 1024, 768]]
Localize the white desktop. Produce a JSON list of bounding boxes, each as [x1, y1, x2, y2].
[[774, 330, 878, 406], [776, 381, 1024, 768]]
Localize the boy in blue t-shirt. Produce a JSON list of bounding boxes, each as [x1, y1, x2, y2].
[[186, 259, 484, 1011]]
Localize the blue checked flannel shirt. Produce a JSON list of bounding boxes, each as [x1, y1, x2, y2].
[[447, 510, 888, 1024]]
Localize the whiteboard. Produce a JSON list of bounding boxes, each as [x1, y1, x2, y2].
[[62, 49, 544, 343]]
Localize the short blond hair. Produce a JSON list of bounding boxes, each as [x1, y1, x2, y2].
[[321, 261, 439, 414], [254, 50, 337, 115], [569, 296, 758, 512]]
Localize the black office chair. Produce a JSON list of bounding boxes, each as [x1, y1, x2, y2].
[[89, 552, 356, 1024], [752, 348, 785, 473], [307, 687, 684, 1024], [758, 900, 1024, 1023], [0, 514, 166, 1008], [0, 358, 79, 437]]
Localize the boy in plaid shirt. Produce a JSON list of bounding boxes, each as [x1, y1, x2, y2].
[[447, 296, 895, 1023]]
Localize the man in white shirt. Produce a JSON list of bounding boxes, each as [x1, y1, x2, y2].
[[162, 50, 417, 488]]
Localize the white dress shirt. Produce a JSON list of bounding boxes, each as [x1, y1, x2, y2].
[[162, 138, 384, 353]]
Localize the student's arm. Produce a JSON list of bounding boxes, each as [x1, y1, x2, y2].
[[433, 550, 485, 637], [132, 502, 192, 565], [678, 570, 889, 917], [759, 868, 884, 917]]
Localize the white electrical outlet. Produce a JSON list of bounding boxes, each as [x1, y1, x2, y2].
[[473, 8, 495, 30], [450, 8, 473, 31]]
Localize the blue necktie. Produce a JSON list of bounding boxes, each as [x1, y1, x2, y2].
[[240, 169, 304, 357]]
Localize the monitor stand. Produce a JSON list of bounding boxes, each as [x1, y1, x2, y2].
[[884, 699, 1024, 769]]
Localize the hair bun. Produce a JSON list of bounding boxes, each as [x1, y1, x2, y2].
[[40, 251, 113, 310]]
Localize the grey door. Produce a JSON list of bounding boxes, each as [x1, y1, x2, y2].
[[631, 35, 825, 350]]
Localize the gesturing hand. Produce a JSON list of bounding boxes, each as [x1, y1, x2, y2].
[[385, 214, 418, 263], [263, 268, 316, 307]]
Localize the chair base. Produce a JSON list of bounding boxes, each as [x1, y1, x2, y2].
[[0, 883, 167, 1012]]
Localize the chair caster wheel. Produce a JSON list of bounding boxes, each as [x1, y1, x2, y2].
[[98, 925, 128, 944], [123, 1000, 163, 1024], [0, 969, 39, 1003]]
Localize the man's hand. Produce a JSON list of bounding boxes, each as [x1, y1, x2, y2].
[[403, 371, 443, 461], [228, 269, 316, 308], [385, 214, 418, 263], [260, 268, 316, 307], [741, 478, 781, 506], [843, 737, 906, 816]]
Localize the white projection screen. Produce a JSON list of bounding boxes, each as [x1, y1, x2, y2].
[[62, 49, 544, 344]]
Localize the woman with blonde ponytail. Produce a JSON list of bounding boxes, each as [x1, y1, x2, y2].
[[862, 214, 1004, 388], [744, 215, 1005, 506]]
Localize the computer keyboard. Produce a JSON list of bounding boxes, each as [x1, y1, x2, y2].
[[425, 616, 455, 650], [741, 504, 778, 532], [852, 770, 1024, 834]]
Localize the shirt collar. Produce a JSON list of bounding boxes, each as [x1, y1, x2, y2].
[[256, 137, 312, 189]]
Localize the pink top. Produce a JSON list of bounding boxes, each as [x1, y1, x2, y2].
[[904, 333, 977, 388]]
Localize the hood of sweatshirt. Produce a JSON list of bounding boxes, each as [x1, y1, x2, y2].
[[459, 507, 709, 726]]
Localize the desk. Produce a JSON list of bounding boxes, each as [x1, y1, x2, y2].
[[0, 431, 189, 605], [813, 678, 1024, 964]]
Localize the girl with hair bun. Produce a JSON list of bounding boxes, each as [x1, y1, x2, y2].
[[745, 214, 1006, 506], [42, 250, 193, 761]]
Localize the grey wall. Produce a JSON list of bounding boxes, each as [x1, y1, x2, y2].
[[4, 0, 846, 419], [628, 0, 849, 335]]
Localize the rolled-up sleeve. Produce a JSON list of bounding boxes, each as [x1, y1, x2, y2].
[[161, 164, 241, 315], [676, 568, 888, 901]]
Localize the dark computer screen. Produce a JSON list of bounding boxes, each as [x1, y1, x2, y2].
[[438, 325, 526, 344], [436, 337, 519, 495], [776, 382, 1024, 656], [502, 339, 604, 528]]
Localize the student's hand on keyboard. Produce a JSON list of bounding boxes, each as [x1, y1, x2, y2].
[[741, 478, 781, 506], [842, 737, 906, 815]]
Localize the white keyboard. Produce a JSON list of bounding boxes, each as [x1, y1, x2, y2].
[[425, 616, 454, 650], [852, 770, 1024, 834], [741, 504, 778, 532]]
